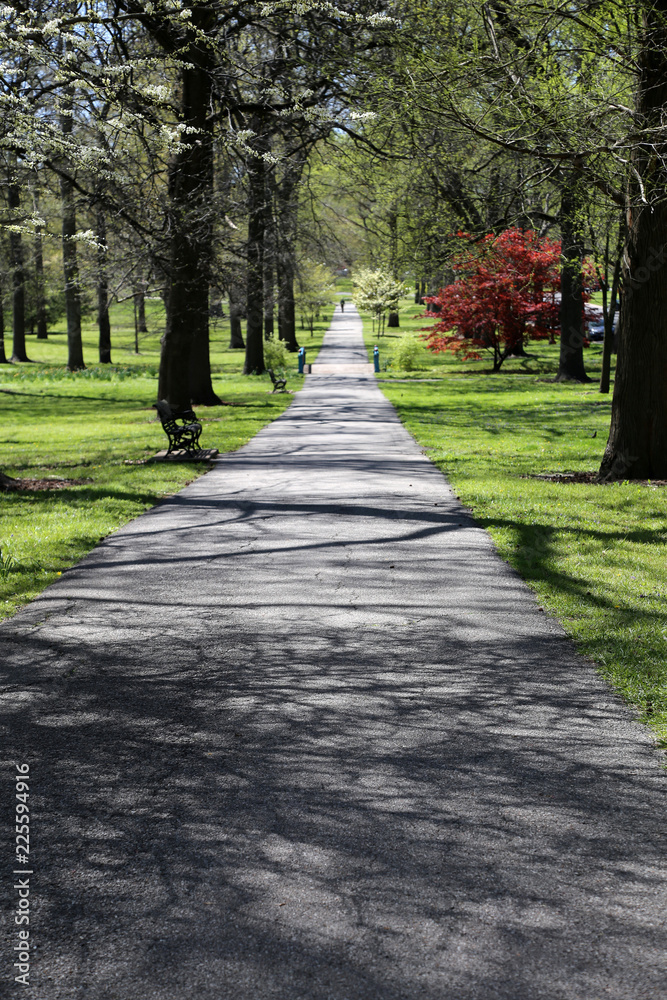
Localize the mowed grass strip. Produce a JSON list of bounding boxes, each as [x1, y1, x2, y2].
[[359, 298, 667, 747], [0, 300, 334, 621]]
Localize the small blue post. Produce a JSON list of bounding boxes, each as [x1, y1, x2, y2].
[[298, 347, 306, 374], [373, 345, 380, 372]]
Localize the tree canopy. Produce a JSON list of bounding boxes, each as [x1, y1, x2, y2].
[[3, 1, 667, 475]]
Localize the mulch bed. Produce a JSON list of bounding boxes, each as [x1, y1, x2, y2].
[[525, 471, 667, 486], [1, 476, 93, 492]]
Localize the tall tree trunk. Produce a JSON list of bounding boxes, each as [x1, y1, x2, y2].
[[275, 163, 300, 351], [96, 209, 112, 363], [600, 0, 667, 479], [60, 97, 85, 371], [135, 279, 148, 332], [228, 285, 245, 348], [34, 228, 48, 340], [244, 141, 267, 374], [157, 19, 218, 408], [599, 244, 621, 395], [0, 278, 8, 364], [557, 167, 590, 382], [264, 259, 274, 340], [387, 209, 400, 327], [8, 184, 29, 363], [61, 172, 84, 370], [263, 186, 276, 340], [277, 256, 298, 350], [188, 292, 221, 405]]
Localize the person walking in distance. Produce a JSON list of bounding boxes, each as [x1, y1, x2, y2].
[[340, 299, 345, 312]]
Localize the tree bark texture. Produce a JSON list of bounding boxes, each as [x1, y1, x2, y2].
[[59, 98, 85, 371], [277, 257, 297, 350], [96, 210, 112, 363], [156, 24, 218, 407], [387, 210, 400, 327], [34, 229, 48, 340], [264, 263, 275, 340], [0, 279, 8, 364], [600, 1, 667, 478], [8, 184, 29, 363], [228, 285, 245, 348], [275, 164, 300, 351], [557, 169, 590, 382], [599, 252, 621, 395], [244, 146, 267, 374]]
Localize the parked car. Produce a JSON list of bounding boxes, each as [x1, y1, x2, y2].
[[587, 318, 617, 341]]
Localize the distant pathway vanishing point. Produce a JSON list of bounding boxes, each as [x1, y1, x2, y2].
[[1, 305, 665, 999]]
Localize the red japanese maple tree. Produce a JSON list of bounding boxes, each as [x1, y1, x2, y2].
[[424, 228, 563, 371]]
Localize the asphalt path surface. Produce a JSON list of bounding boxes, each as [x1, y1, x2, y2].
[[1, 305, 665, 999]]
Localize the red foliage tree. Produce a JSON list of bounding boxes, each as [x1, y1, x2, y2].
[[424, 229, 564, 371]]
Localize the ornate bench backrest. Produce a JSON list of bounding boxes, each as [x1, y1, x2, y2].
[[154, 400, 179, 436]]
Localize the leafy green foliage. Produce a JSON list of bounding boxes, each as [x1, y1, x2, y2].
[[295, 261, 335, 334], [263, 338, 288, 371], [390, 332, 426, 371]]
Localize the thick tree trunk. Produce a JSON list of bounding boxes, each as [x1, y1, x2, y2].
[[158, 57, 217, 408], [244, 145, 267, 374], [557, 169, 590, 382], [59, 96, 85, 371], [599, 252, 621, 395], [0, 280, 8, 364], [263, 203, 275, 340], [8, 184, 29, 363], [264, 264, 275, 340], [189, 308, 222, 404], [96, 210, 112, 364], [228, 286, 245, 348], [277, 257, 298, 351], [60, 170, 85, 371], [275, 163, 300, 351], [387, 311, 400, 327], [600, 1, 667, 479], [34, 229, 48, 340]]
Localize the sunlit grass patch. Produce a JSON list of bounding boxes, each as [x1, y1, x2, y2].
[[0, 299, 335, 621], [359, 300, 667, 747]]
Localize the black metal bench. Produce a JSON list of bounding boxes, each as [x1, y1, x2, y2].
[[153, 400, 202, 456], [268, 369, 287, 392]]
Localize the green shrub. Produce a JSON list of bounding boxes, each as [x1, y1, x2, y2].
[[392, 333, 425, 371], [264, 338, 288, 370]]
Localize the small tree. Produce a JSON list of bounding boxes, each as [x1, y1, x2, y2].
[[353, 268, 406, 335], [295, 260, 334, 337], [424, 229, 564, 372]]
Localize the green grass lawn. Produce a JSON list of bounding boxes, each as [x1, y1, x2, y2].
[[358, 295, 667, 748], [0, 298, 334, 620]]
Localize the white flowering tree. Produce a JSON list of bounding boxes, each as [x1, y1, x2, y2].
[[352, 268, 407, 336]]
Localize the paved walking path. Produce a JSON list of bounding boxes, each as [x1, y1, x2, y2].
[[1, 306, 665, 999]]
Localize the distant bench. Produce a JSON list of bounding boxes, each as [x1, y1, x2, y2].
[[153, 400, 202, 457]]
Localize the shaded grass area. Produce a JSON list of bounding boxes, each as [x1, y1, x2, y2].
[[356, 298, 667, 747], [0, 299, 334, 620]]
